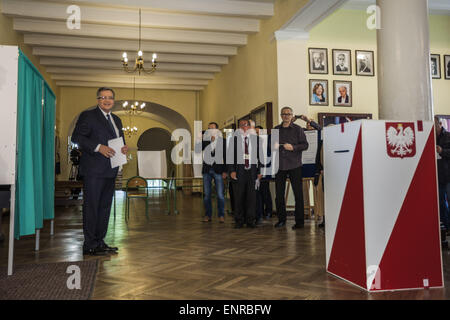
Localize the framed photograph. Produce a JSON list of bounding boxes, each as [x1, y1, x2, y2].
[[333, 80, 352, 107], [309, 79, 329, 106], [318, 112, 372, 128], [332, 49, 352, 75], [356, 50, 375, 76], [444, 55, 450, 80], [431, 54, 441, 79], [308, 48, 328, 74]]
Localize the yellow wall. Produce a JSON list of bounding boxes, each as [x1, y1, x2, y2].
[[305, 9, 450, 122], [199, 0, 309, 129], [57, 86, 196, 181]]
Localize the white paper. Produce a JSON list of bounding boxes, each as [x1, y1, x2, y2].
[[302, 130, 318, 164], [108, 137, 127, 168]]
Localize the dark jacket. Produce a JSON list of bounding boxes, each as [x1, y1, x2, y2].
[[71, 107, 125, 178], [273, 122, 309, 171], [200, 137, 227, 174], [227, 133, 261, 180], [437, 127, 450, 185]]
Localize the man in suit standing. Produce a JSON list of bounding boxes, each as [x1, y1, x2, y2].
[[228, 119, 261, 228], [200, 122, 227, 223], [72, 87, 128, 256], [274, 107, 309, 230]]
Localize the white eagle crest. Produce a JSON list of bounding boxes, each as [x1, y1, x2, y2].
[[386, 124, 415, 157]]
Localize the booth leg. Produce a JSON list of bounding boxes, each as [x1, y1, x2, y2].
[[35, 229, 40, 251], [7, 184, 16, 276], [50, 219, 54, 236]]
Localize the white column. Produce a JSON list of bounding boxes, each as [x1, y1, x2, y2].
[[377, 0, 433, 121], [275, 30, 309, 122]]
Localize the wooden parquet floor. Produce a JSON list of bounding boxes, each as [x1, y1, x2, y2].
[[2, 190, 450, 300]]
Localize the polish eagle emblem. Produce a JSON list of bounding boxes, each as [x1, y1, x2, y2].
[[385, 122, 416, 158]]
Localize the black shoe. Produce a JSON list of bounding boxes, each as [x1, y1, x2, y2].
[[234, 223, 243, 229], [83, 248, 107, 256], [247, 223, 256, 228], [274, 221, 286, 228], [99, 243, 118, 252], [318, 222, 325, 228], [292, 224, 304, 230], [0, 232, 4, 243]]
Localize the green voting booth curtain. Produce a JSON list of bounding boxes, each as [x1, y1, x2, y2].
[[15, 50, 55, 239], [43, 82, 55, 220]]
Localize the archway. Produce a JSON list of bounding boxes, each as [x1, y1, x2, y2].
[[137, 127, 175, 177]]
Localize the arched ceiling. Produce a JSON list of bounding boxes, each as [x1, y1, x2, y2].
[[1, 0, 275, 92]]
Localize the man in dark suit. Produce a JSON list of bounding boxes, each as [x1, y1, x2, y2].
[[228, 119, 261, 228], [72, 87, 128, 256], [200, 122, 227, 223]]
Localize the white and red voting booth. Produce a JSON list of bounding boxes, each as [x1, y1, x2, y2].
[[324, 120, 443, 292]]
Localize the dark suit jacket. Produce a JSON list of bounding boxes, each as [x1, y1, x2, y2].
[[227, 134, 261, 180], [200, 138, 227, 174], [338, 95, 349, 104], [71, 107, 125, 178]]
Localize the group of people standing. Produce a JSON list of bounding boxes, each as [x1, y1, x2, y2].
[[200, 107, 322, 230]]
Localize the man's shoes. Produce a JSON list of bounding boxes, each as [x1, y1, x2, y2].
[[219, 216, 225, 223], [256, 218, 263, 225], [234, 223, 243, 229], [318, 222, 325, 228], [203, 216, 212, 222], [247, 223, 256, 228], [0, 232, 5, 243], [99, 243, 118, 252], [274, 221, 286, 228], [83, 248, 107, 256], [292, 224, 304, 230]]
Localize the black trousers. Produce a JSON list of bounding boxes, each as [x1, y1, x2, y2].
[[82, 176, 115, 250], [256, 180, 273, 219], [234, 170, 256, 225], [275, 166, 304, 225]]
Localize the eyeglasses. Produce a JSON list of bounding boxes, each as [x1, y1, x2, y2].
[[281, 113, 292, 116], [97, 96, 114, 100]]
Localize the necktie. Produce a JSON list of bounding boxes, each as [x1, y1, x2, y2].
[[245, 137, 249, 169], [106, 114, 118, 138]]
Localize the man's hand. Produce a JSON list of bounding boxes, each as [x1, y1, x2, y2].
[[437, 145, 443, 154], [230, 172, 237, 180], [222, 172, 228, 180], [121, 145, 129, 155], [284, 143, 294, 151], [99, 145, 115, 158], [257, 174, 262, 180]]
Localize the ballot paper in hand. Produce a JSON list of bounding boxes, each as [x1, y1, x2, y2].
[[108, 137, 127, 168]]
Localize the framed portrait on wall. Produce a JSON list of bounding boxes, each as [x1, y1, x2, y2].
[[308, 48, 328, 74], [444, 55, 450, 80], [356, 50, 375, 76], [333, 80, 352, 107], [332, 49, 352, 75], [431, 54, 441, 79], [309, 79, 329, 106], [318, 112, 372, 128]]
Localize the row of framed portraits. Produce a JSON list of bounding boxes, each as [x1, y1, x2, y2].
[[308, 48, 374, 77], [431, 54, 450, 80], [310, 79, 352, 107]]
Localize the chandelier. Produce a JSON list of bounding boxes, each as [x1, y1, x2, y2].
[[122, 125, 138, 138], [121, 8, 157, 75], [122, 77, 145, 115]]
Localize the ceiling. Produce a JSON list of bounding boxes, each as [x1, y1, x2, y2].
[[343, 0, 450, 15], [1, 0, 275, 91]]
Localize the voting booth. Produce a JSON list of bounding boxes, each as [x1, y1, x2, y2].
[[324, 120, 443, 291], [137, 150, 167, 178], [0, 46, 56, 275]]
